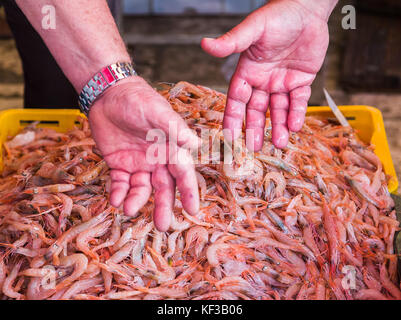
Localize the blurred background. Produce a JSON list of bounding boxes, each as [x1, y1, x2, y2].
[[0, 0, 401, 191]]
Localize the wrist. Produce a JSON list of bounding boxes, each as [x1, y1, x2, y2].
[[292, 0, 338, 21], [73, 53, 132, 93], [88, 75, 148, 117], [78, 61, 138, 117]]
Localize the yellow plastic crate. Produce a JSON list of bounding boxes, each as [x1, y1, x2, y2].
[[0, 106, 398, 193], [0, 108, 82, 172], [306, 105, 398, 193]]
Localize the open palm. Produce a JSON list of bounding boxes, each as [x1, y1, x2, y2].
[[202, 0, 333, 150]]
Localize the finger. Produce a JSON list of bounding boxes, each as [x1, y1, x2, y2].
[[270, 93, 290, 149], [223, 74, 252, 142], [123, 172, 152, 217], [245, 89, 269, 152], [288, 86, 311, 132], [168, 148, 199, 216], [201, 12, 262, 58], [151, 108, 200, 150], [152, 166, 175, 232], [109, 169, 130, 208]]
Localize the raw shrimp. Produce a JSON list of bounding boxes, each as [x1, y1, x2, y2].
[[184, 226, 209, 257], [56, 254, 88, 290], [263, 172, 286, 199], [56, 193, 73, 235], [76, 160, 108, 184], [133, 246, 175, 284], [2, 259, 24, 299], [0, 81, 398, 300], [76, 219, 112, 260], [24, 184, 76, 195], [46, 209, 111, 264]]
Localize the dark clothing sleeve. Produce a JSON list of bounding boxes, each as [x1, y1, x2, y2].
[[2, 0, 79, 109]]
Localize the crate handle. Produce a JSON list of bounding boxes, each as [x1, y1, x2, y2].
[[19, 120, 60, 126]]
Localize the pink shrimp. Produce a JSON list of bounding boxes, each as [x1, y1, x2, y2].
[[112, 226, 132, 251], [315, 279, 326, 300], [322, 199, 339, 272], [8, 220, 53, 245], [379, 263, 401, 300], [108, 241, 136, 264], [71, 204, 91, 222], [133, 246, 175, 284], [0, 259, 6, 294], [151, 231, 164, 254], [102, 269, 113, 293], [355, 289, 388, 300], [207, 243, 239, 267], [196, 171, 207, 201], [182, 210, 213, 228], [0, 82, 398, 301], [92, 213, 122, 252], [284, 282, 302, 300], [55, 254, 88, 290], [215, 276, 262, 299], [170, 213, 191, 231], [24, 184, 76, 194], [131, 220, 153, 239], [56, 193, 73, 235], [164, 231, 180, 260], [46, 209, 110, 265], [76, 219, 112, 260], [302, 224, 321, 259], [184, 226, 209, 257], [102, 290, 143, 300], [76, 160, 108, 184], [36, 163, 74, 183], [2, 259, 24, 299], [136, 286, 187, 299], [281, 250, 306, 276], [362, 267, 382, 291], [6, 130, 35, 148], [263, 172, 286, 200]]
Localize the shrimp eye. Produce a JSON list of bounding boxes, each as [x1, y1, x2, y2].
[[167, 257, 173, 266]]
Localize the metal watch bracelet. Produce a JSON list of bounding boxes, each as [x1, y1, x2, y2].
[[78, 62, 137, 116]]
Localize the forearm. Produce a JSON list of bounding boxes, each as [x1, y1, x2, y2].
[[16, 0, 131, 92]]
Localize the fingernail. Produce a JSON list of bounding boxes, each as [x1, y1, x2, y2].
[[273, 130, 289, 149]]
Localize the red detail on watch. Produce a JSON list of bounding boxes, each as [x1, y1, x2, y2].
[[102, 67, 115, 84]]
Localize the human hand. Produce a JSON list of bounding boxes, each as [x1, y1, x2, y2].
[[88, 76, 200, 231], [202, 0, 337, 150]]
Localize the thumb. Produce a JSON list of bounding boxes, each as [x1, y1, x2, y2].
[[201, 14, 260, 58]]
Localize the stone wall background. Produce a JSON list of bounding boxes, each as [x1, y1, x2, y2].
[[1, 1, 401, 193]]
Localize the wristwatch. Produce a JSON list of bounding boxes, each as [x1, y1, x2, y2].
[[78, 62, 138, 116]]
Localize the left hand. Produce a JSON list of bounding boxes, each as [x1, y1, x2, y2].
[[88, 76, 200, 231], [201, 0, 334, 150]]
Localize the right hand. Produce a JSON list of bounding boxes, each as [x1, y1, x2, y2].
[[201, 0, 335, 150], [88, 76, 200, 231]]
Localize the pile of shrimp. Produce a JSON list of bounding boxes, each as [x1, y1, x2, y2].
[[0, 81, 400, 300]]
